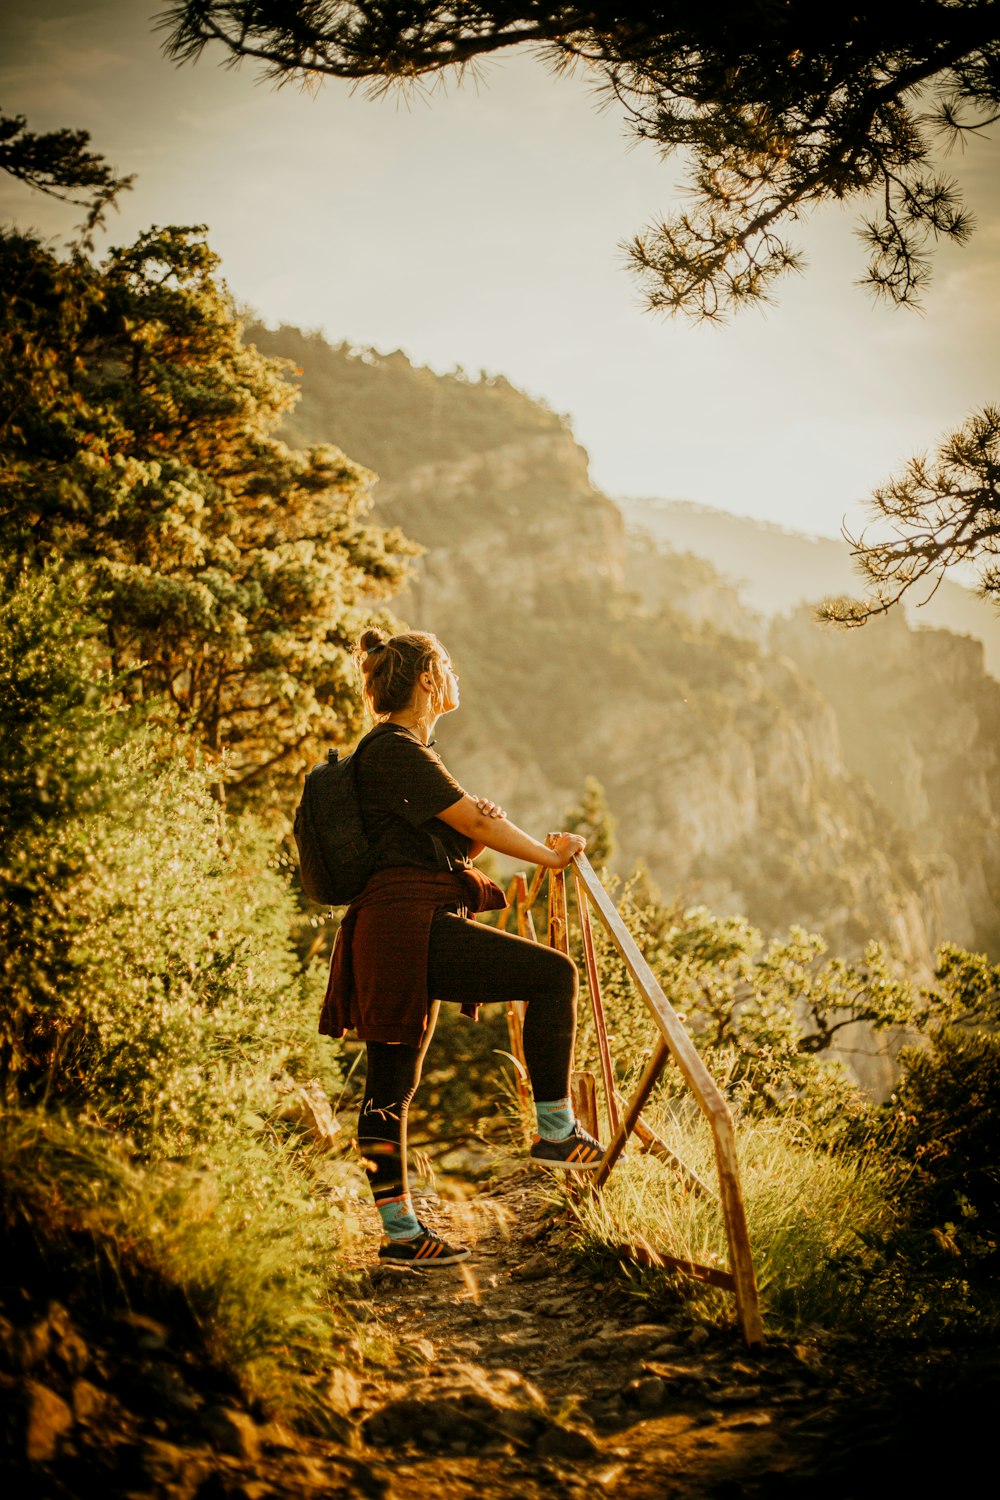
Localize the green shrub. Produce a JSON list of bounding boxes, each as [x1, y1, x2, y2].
[[884, 1024, 1000, 1268]]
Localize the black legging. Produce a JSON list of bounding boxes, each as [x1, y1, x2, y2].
[[358, 910, 578, 1201]]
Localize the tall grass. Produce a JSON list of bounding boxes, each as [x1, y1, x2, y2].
[[566, 1094, 898, 1335], [0, 1106, 368, 1421]]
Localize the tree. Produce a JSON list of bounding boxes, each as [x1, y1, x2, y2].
[[822, 406, 1000, 622], [160, 5, 1000, 617], [0, 108, 133, 246], [0, 223, 416, 804], [563, 775, 617, 870], [162, 2, 1000, 317]]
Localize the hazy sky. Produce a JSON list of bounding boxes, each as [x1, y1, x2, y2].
[[3, 0, 999, 539]]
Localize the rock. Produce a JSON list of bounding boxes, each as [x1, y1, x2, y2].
[[493, 1407, 546, 1445], [409, 1338, 435, 1362], [70, 1377, 105, 1423], [535, 1424, 599, 1459], [326, 1366, 362, 1415], [200, 1404, 261, 1460], [688, 1325, 710, 1348], [491, 1370, 545, 1406], [272, 1074, 341, 1151], [580, 1395, 626, 1426], [714, 1384, 767, 1407], [24, 1380, 74, 1462], [623, 1375, 668, 1413], [20, 1319, 52, 1370], [650, 1342, 686, 1360], [511, 1253, 549, 1282], [139, 1437, 195, 1485], [116, 1311, 171, 1350]]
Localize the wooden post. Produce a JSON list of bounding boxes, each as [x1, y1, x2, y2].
[[572, 853, 764, 1348], [570, 1070, 600, 1138], [573, 870, 622, 1139], [595, 1039, 671, 1187]]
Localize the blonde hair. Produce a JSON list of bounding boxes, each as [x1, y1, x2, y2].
[[356, 627, 450, 718]]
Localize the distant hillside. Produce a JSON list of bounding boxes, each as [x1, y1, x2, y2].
[[619, 497, 1000, 679], [249, 324, 565, 481]]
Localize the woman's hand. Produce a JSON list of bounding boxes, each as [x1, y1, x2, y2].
[[545, 832, 587, 869], [474, 797, 507, 820]]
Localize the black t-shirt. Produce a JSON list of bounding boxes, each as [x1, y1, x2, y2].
[[354, 723, 472, 873]]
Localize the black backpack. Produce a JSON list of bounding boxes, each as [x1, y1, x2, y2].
[[293, 733, 377, 906]]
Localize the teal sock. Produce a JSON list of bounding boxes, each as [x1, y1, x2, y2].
[[376, 1194, 421, 1240], [535, 1097, 576, 1142]]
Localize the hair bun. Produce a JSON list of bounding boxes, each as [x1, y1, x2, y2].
[[359, 628, 387, 655]]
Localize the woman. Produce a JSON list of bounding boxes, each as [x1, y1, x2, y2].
[[320, 627, 603, 1269]]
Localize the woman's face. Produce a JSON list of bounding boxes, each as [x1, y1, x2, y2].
[[436, 652, 460, 714]]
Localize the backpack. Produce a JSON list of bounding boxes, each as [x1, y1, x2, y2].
[[293, 734, 377, 906], [293, 726, 457, 906]]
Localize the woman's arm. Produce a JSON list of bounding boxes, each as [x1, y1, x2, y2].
[[438, 795, 585, 869]]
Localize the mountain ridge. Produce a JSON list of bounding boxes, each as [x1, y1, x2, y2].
[[618, 495, 1000, 678]]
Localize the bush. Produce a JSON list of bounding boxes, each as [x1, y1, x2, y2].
[[0, 1107, 365, 1421], [884, 1024, 1000, 1270], [0, 561, 366, 1410]]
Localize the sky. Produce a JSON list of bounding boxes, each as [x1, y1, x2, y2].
[[2, 0, 999, 540]]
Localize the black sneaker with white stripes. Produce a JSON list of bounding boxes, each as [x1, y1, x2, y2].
[[529, 1123, 604, 1171], [377, 1222, 471, 1269]]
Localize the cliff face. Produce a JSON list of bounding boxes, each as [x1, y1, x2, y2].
[[379, 429, 626, 608], [259, 327, 999, 999], [772, 609, 1000, 957]]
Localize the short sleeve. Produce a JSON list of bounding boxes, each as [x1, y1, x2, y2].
[[362, 729, 466, 828]]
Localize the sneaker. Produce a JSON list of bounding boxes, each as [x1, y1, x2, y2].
[[529, 1124, 604, 1171], [377, 1222, 471, 1269]]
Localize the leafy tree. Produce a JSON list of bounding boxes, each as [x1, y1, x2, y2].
[[163, 2, 1000, 316], [0, 223, 416, 804], [822, 406, 1000, 620]]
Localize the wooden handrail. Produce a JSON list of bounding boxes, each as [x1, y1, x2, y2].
[[498, 849, 764, 1347]]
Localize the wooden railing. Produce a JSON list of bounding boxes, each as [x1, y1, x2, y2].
[[494, 848, 764, 1347]]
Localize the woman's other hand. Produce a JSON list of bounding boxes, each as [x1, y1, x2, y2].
[[474, 797, 507, 821], [545, 832, 587, 869]]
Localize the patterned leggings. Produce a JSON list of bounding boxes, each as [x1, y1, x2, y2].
[[358, 909, 578, 1201]]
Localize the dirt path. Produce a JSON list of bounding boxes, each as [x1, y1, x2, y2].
[[7, 1166, 996, 1499], [340, 1170, 904, 1499]]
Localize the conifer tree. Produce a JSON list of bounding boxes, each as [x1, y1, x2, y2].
[[0, 223, 416, 805], [822, 406, 1000, 620], [163, 2, 1000, 315]]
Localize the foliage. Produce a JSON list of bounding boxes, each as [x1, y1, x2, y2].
[[563, 775, 617, 870], [568, 1103, 898, 1334], [822, 406, 1000, 618], [0, 107, 133, 246], [163, 2, 1000, 316], [0, 550, 368, 1410], [0, 1107, 365, 1421], [0, 225, 416, 808], [573, 876, 914, 1136], [884, 1023, 1000, 1267], [0, 561, 335, 1143]]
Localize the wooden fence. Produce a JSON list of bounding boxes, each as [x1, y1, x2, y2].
[[494, 849, 764, 1347]]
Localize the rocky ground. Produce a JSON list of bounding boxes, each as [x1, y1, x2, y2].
[[2, 1168, 996, 1499]]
